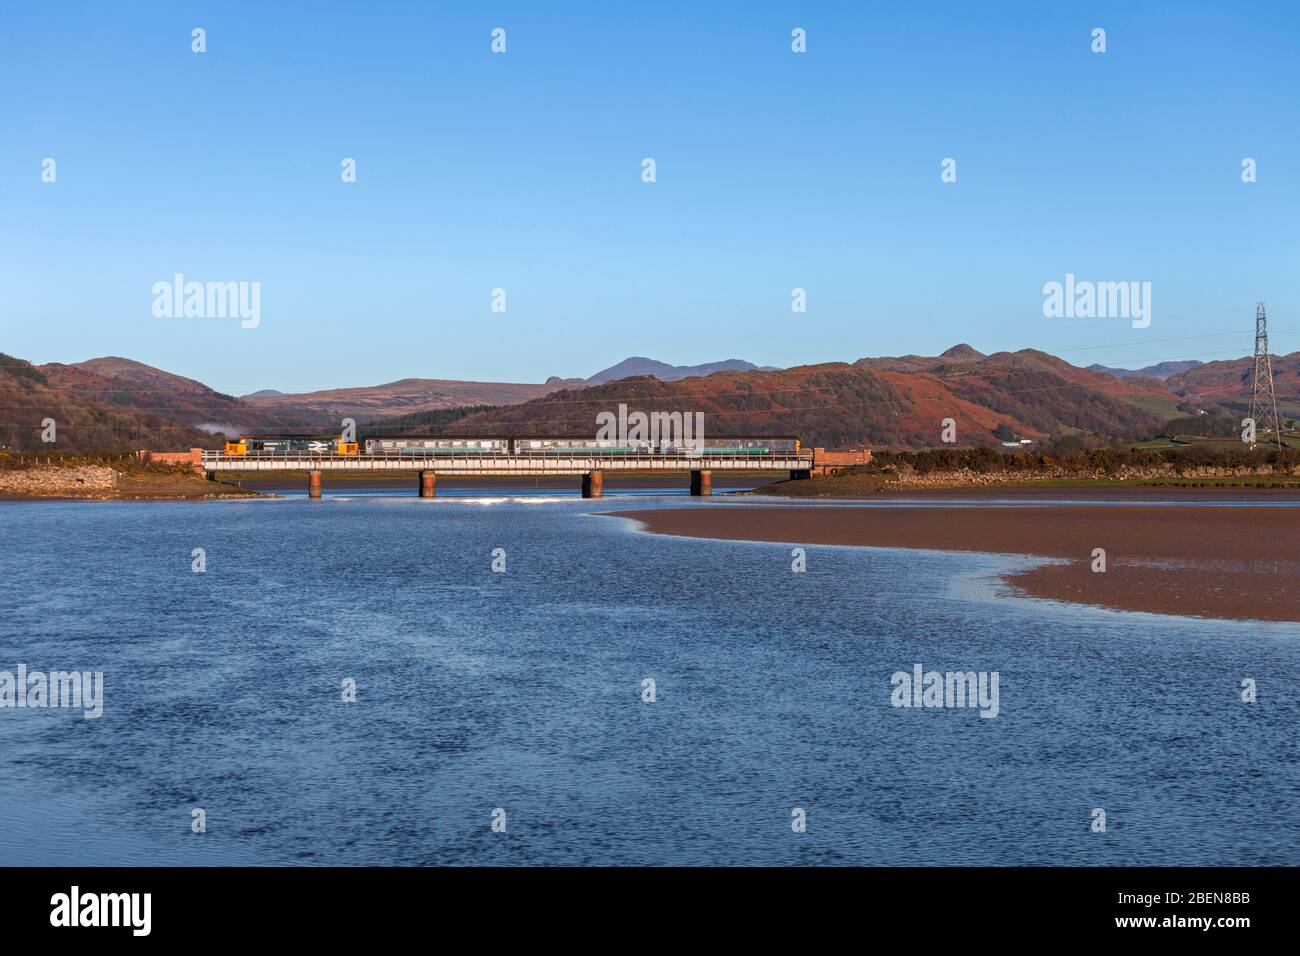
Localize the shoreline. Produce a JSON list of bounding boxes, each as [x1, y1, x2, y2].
[[0, 464, 267, 501], [0, 491, 266, 502], [774, 484, 1300, 501], [0, 472, 773, 501], [606, 504, 1300, 623]]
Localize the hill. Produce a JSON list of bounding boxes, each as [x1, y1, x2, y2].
[[8, 344, 1273, 452], [242, 376, 586, 427], [0, 353, 215, 452], [1165, 352, 1300, 400], [1088, 360, 1203, 381], [429, 347, 1174, 448], [242, 357, 779, 425], [585, 357, 779, 385], [39, 357, 309, 436]]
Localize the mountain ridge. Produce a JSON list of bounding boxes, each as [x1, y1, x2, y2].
[[7, 344, 1289, 452], [584, 356, 780, 385], [1088, 360, 1203, 381], [426, 347, 1180, 449]]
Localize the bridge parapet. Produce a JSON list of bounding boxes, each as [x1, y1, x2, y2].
[[811, 447, 872, 476], [199, 451, 814, 475]]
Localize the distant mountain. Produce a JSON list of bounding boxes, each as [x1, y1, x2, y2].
[[585, 357, 779, 385], [432, 346, 1178, 448], [39, 357, 309, 436], [1165, 352, 1300, 406], [856, 342, 990, 373], [13, 343, 1275, 452], [243, 376, 586, 427], [241, 359, 779, 425], [1088, 360, 1203, 381], [240, 358, 782, 425], [939, 343, 986, 361]]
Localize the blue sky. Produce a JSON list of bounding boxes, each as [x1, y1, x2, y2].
[[3, 1, 1299, 394]]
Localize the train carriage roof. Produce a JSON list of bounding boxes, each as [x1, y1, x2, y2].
[[362, 434, 513, 441], [503, 434, 800, 440], [238, 434, 341, 440]]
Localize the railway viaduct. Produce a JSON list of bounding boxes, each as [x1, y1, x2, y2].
[[197, 449, 830, 498]]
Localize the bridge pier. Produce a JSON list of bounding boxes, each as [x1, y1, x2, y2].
[[419, 470, 437, 497], [581, 470, 603, 498], [308, 470, 323, 499], [690, 469, 712, 496], [789, 469, 812, 481]]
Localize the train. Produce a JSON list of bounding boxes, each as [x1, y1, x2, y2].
[[222, 434, 800, 457], [222, 434, 360, 456]]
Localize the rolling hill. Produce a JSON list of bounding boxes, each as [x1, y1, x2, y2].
[[1088, 360, 1203, 381], [239, 356, 779, 424], [584, 357, 779, 385], [241, 376, 587, 427], [1164, 352, 1300, 399], [9, 343, 1283, 453], [38, 357, 310, 436], [0, 353, 216, 453], [423, 346, 1177, 448], [1164, 352, 1300, 420]]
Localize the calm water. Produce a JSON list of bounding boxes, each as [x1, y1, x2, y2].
[[0, 493, 1296, 866]]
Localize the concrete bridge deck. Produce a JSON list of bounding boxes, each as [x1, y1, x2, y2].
[[199, 451, 815, 498]]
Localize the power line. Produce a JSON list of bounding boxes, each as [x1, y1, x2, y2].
[[1249, 302, 1284, 450]]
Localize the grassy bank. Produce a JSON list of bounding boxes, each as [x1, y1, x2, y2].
[[748, 445, 1300, 497], [751, 473, 1300, 497]]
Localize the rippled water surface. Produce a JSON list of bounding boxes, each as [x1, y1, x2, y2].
[[1, 494, 1296, 865]]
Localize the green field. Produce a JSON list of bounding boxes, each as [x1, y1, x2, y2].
[[1114, 392, 1185, 419], [1131, 431, 1300, 452]]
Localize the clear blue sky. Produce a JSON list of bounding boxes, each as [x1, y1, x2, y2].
[[3, 1, 1298, 394]]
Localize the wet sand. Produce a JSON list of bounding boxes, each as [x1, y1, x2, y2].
[[608, 505, 1300, 623], [864, 485, 1300, 502]]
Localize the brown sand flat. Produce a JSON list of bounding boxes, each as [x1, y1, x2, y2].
[[608, 505, 1300, 623]]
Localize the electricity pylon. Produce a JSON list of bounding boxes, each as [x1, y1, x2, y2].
[[1248, 302, 1284, 450]]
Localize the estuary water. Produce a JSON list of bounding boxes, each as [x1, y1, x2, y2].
[[0, 493, 1296, 866]]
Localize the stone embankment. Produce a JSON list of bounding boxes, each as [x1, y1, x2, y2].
[[0, 465, 117, 496], [0, 463, 262, 499]]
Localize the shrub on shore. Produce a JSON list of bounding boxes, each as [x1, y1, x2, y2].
[[860, 443, 1300, 477]]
